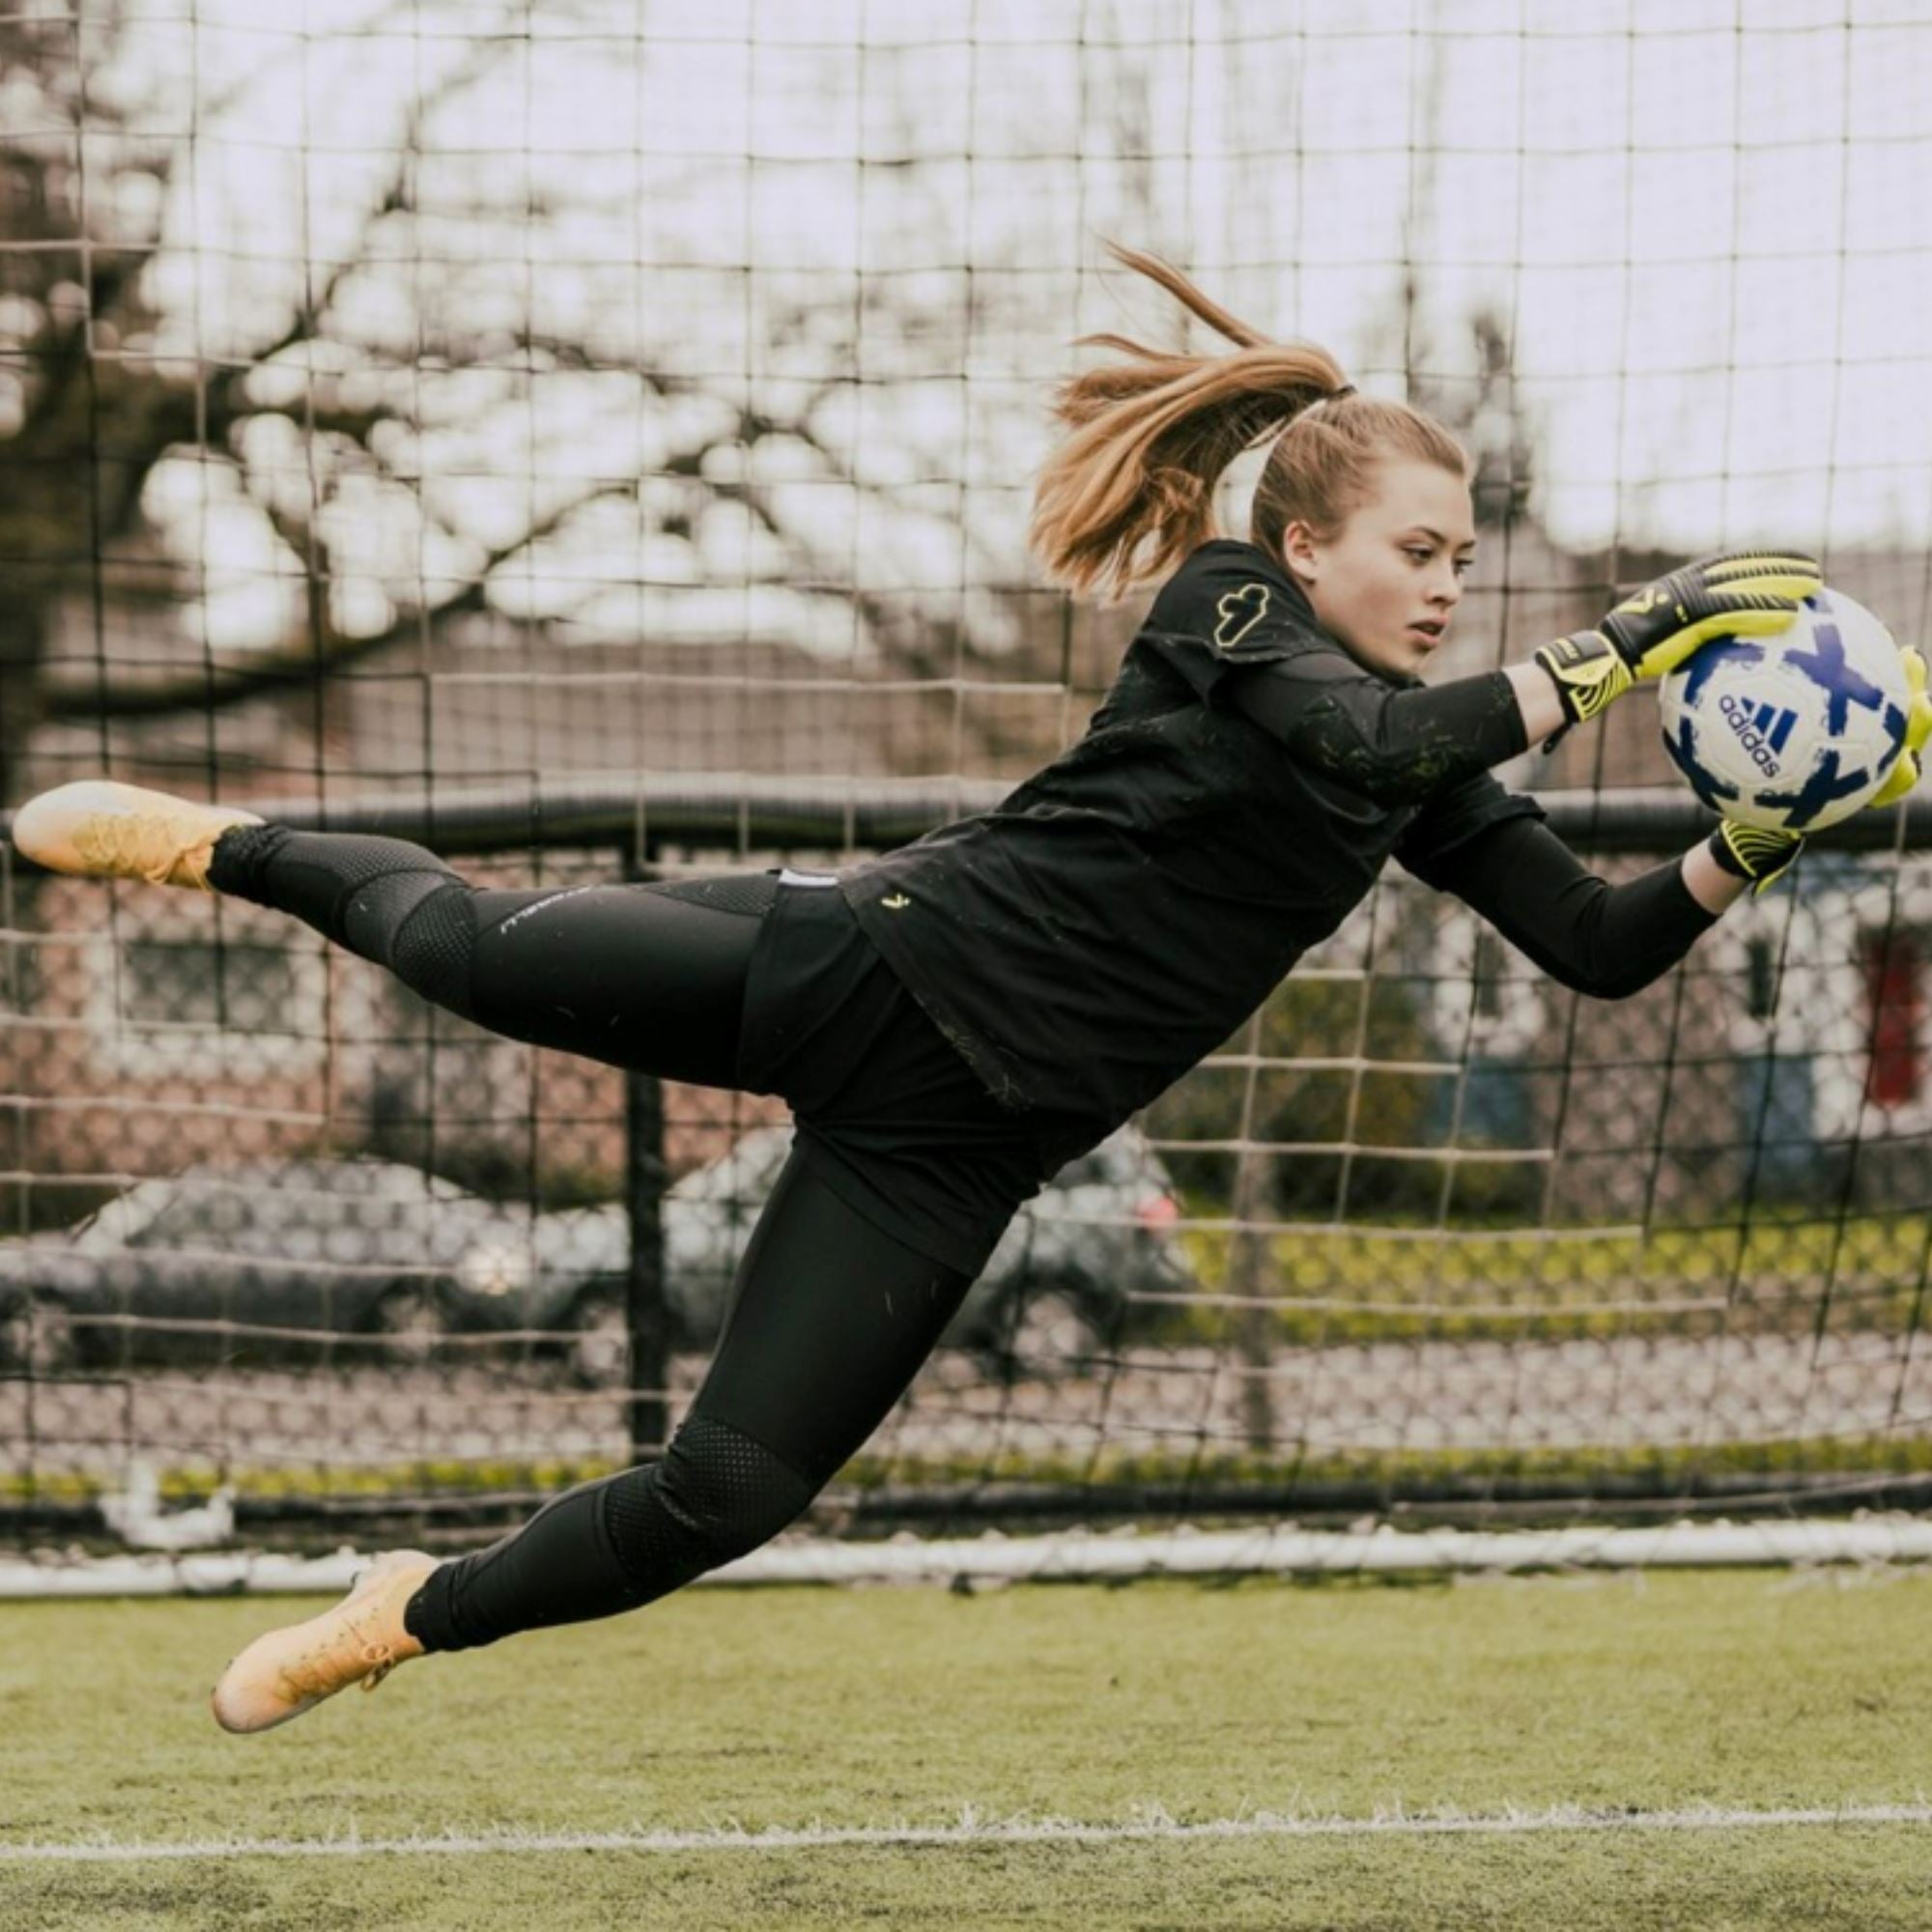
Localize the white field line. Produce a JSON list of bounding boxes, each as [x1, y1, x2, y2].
[[8, 1518, 1932, 1597], [1, 1802, 1929, 1863]]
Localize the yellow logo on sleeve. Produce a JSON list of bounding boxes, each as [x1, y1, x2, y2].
[[1213, 582, 1271, 650]]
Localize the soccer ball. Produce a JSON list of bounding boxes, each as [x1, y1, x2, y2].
[[1657, 587, 1912, 833]]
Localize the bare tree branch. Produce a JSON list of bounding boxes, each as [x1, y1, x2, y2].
[[43, 475, 639, 720]]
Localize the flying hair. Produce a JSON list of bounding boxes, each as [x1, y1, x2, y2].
[[1029, 243, 1468, 601]]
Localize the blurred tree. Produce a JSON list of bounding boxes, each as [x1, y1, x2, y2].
[[0, 0, 1065, 800]]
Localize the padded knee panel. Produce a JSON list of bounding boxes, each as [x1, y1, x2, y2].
[[382, 881, 480, 1018], [601, 1413, 815, 1590]]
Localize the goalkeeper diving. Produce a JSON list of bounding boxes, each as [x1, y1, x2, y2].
[[8, 243, 1930, 1734]]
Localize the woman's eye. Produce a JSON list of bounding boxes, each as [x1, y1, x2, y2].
[[1404, 549, 1432, 564]]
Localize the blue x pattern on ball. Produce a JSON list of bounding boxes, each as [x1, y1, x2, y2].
[[1757, 748, 1886, 829], [1783, 615, 1889, 735]]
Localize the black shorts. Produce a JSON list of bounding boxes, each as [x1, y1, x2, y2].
[[735, 872, 1117, 1278]]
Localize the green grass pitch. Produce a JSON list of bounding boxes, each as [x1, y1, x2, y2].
[[1, 1566, 1928, 1928]]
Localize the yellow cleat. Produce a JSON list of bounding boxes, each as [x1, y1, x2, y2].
[[211, 1548, 439, 1735], [10, 781, 263, 892]]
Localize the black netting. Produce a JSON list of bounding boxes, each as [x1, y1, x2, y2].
[[6, 9, 1932, 1559]]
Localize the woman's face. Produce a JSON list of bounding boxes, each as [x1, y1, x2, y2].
[[1278, 460, 1476, 681]]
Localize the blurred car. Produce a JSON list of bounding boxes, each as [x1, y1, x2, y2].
[[0, 1157, 539, 1373], [0, 1127, 1197, 1384], [526, 1122, 1196, 1385]]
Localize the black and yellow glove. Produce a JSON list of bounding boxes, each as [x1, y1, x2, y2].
[[1532, 550, 1823, 751], [1707, 820, 1805, 897]]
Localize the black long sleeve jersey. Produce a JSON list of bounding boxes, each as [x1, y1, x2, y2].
[[840, 539, 1717, 1123]]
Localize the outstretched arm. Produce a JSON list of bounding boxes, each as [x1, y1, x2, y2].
[[1234, 649, 1792, 912], [1409, 810, 1733, 1002], [1226, 655, 1531, 806], [1500, 660, 1747, 919], [1224, 653, 1577, 808], [1224, 552, 1821, 810]]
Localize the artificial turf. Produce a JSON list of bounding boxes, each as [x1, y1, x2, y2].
[[0, 1565, 1927, 1928]]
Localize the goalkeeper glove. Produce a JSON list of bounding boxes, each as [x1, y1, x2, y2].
[[1707, 820, 1805, 897], [1865, 641, 1932, 810], [1532, 550, 1823, 751]]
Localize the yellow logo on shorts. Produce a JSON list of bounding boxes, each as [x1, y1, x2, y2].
[[882, 893, 911, 910], [1213, 582, 1271, 650]]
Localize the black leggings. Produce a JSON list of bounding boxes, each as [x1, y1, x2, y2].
[[210, 826, 987, 1653]]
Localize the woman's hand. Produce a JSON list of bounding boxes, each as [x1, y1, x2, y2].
[[1531, 550, 1822, 746]]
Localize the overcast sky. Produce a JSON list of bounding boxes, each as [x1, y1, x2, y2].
[[68, 0, 1932, 650]]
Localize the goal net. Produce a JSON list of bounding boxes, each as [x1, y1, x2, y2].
[[2, 1, 1930, 1568]]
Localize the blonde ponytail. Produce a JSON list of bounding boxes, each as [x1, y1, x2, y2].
[[1029, 245, 1467, 602]]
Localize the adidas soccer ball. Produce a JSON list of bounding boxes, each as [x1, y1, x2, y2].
[[1657, 588, 1911, 833]]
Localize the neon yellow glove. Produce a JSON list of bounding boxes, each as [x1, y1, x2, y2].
[[1864, 642, 1932, 810], [1533, 550, 1823, 747]]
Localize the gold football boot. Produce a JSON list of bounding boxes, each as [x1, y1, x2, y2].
[[11, 781, 263, 891], [211, 1548, 439, 1734]]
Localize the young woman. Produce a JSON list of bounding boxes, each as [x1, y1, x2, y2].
[[13, 249, 1925, 1735]]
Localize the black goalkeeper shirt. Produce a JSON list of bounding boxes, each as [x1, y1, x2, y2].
[[839, 539, 1713, 1123]]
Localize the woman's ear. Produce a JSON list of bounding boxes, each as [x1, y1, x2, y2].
[[1279, 519, 1321, 590]]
